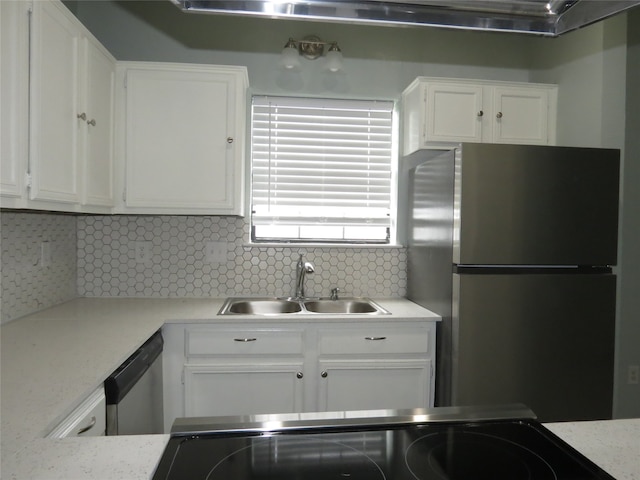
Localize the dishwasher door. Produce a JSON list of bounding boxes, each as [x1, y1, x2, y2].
[[105, 330, 164, 435]]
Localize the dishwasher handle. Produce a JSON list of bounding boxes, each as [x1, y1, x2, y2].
[[104, 330, 163, 405]]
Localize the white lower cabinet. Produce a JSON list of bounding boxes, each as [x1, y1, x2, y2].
[[46, 387, 106, 438], [184, 362, 305, 417], [163, 320, 436, 431], [317, 359, 432, 412]]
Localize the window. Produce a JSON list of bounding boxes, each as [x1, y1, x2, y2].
[[250, 96, 395, 244]]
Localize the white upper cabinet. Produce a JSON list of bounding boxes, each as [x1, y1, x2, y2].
[[402, 77, 557, 155], [81, 38, 115, 208], [29, 0, 82, 205], [1, 1, 30, 205], [1, 0, 116, 212], [115, 63, 248, 215]]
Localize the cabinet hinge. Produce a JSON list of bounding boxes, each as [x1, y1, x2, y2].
[[25, 172, 32, 189], [122, 188, 126, 202], [181, 370, 185, 385]]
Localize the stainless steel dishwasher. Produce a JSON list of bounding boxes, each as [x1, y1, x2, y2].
[[105, 330, 164, 435]]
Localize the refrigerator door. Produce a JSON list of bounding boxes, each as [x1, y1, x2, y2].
[[454, 144, 620, 266], [452, 272, 616, 422]]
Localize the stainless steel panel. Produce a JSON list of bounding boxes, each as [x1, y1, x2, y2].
[[108, 354, 164, 435], [454, 144, 620, 266], [171, 0, 640, 36], [452, 272, 616, 422], [406, 149, 456, 407], [170, 403, 536, 435]]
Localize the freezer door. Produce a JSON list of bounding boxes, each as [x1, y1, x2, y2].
[[452, 272, 616, 422], [454, 144, 620, 266]]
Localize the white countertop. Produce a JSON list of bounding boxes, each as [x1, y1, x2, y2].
[[2, 297, 638, 479], [0, 297, 439, 479]]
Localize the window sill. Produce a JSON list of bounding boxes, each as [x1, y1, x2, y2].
[[244, 242, 405, 249]]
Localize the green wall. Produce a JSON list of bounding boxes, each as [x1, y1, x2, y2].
[[618, 8, 640, 419]]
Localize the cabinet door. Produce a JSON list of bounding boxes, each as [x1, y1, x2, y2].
[[184, 363, 305, 417], [82, 38, 115, 207], [492, 86, 549, 144], [1, 1, 29, 202], [123, 66, 244, 213], [424, 83, 484, 143], [317, 359, 432, 411], [29, 0, 80, 203], [46, 387, 106, 438]]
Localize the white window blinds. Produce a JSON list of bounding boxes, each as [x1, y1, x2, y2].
[[251, 96, 394, 243]]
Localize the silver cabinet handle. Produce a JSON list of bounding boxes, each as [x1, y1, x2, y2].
[[76, 416, 97, 435], [496, 111, 503, 119], [296, 372, 304, 379], [365, 336, 387, 341], [477, 110, 484, 117], [233, 337, 257, 342], [87, 119, 96, 127], [226, 137, 234, 144], [77, 112, 87, 121], [321, 371, 328, 378]]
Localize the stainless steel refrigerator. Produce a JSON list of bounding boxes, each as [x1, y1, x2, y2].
[[405, 143, 620, 422]]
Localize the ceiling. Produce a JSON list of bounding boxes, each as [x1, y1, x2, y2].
[[169, 0, 640, 36]]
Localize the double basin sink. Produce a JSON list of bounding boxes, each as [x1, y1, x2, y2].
[[218, 297, 390, 316]]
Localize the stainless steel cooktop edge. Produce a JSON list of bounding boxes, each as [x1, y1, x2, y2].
[[170, 404, 536, 436]]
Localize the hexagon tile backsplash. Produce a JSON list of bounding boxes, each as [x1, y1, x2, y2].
[[77, 216, 407, 299], [1, 212, 406, 322], [1, 212, 77, 323]]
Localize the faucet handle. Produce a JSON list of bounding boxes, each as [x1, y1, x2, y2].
[[330, 287, 340, 300]]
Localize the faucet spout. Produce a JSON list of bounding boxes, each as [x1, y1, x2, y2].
[[295, 254, 315, 299]]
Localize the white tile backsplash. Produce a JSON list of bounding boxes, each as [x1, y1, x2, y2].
[[1, 212, 77, 323], [0, 212, 406, 322], [77, 215, 406, 298]]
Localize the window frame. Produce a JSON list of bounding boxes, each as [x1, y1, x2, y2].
[[249, 95, 398, 246]]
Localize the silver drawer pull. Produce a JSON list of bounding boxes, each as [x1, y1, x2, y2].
[[365, 336, 387, 341], [234, 338, 257, 342], [76, 416, 97, 435]]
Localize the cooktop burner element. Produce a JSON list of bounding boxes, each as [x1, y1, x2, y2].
[[405, 428, 556, 480], [152, 406, 614, 480]]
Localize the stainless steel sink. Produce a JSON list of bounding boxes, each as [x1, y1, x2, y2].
[[219, 298, 302, 315], [218, 297, 389, 315], [303, 299, 383, 314]]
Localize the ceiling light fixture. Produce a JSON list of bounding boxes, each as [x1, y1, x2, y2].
[[280, 35, 344, 72]]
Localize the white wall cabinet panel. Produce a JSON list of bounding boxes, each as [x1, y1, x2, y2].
[[424, 83, 484, 143], [402, 77, 557, 154], [82, 38, 115, 208], [29, 0, 80, 204], [3, 0, 116, 212], [0, 1, 30, 205], [492, 86, 549, 144], [118, 63, 248, 215]]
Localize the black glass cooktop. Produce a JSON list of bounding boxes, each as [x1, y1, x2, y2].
[[152, 419, 614, 480]]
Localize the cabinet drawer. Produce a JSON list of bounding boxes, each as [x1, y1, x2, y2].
[[186, 328, 304, 356], [47, 387, 106, 438], [318, 327, 431, 355]]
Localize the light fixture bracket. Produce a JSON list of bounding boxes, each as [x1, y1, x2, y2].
[[298, 35, 325, 60]]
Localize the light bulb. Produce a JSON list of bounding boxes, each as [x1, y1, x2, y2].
[[280, 39, 300, 70], [325, 44, 343, 72]]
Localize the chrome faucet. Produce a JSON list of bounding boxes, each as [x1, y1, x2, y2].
[[295, 254, 315, 299]]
